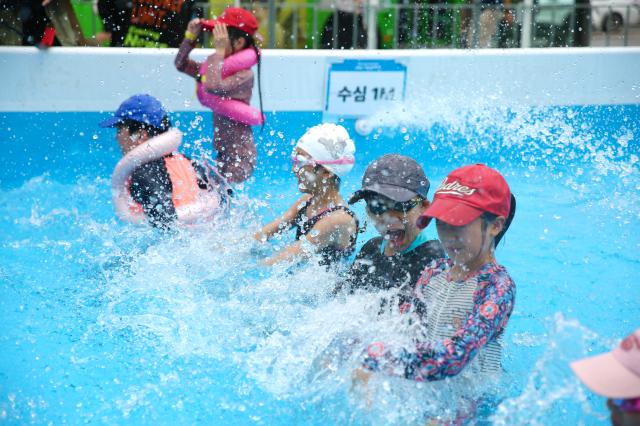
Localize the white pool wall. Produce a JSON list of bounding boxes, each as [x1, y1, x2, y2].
[[0, 47, 639, 113]]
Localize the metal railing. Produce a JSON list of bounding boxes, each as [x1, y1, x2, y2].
[[200, 1, 640, 48], [50, 0, 640, 49]]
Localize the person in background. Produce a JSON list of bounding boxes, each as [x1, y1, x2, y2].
[[255, 123, 358, 267], [571, 329, 640, 426], [0, 0, 22, 45], [334, 154, 444, 305], [123, 0, 194, 48], [252, 0, 285, 48], [3, 0, 59, 46], [477, 0, 512, 48], [356, 164, 517, 382], [174, 8, 262, 183], [320, 0, 367, 49], [100, 94, 225, 228], [96, 0, 131, 46], [25, 0, 97, 47]]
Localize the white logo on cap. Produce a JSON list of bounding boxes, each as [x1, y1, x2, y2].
[[435, 178, 476, 197]]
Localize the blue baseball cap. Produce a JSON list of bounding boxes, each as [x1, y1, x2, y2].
[[99, 94, 168, 129]]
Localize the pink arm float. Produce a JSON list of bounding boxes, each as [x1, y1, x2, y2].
[[111, 129, 182, 223], [198, 49, 265, 126]]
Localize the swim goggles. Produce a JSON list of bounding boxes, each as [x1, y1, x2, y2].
[[611, 398, 640, 413], [290, 154, 354, 170], [365, 196, 423, 215]]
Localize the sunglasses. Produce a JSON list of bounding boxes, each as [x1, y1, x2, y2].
[[365, 196, 423, 215], [611, 398, 640, 413]]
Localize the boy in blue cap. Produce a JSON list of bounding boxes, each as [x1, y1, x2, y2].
[[100, 94, 224, 228]]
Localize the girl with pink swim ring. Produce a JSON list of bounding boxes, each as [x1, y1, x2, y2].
[[175, 8, 264, 184]]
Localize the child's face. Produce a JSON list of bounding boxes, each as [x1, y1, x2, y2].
[[292, 148, 323, 194], [229, 37, 247, 56], [116, 126, 147, 154], [436, 216, 502, 267], [365, 195, 428, 252]]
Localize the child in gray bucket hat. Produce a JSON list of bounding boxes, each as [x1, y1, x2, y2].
[[335, 154, 444, 305]]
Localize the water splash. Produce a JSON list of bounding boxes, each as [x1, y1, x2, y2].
[[493, 314, 614, 425], [1, 103, 638, 423], [362, 98, 639, 182]]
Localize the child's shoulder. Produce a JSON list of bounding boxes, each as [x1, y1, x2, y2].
[[416, 257, 450, 283], [478, 263, 515, 291]]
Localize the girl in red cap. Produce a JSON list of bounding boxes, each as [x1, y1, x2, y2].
[[174, 7, 263, 184], [356, 164, 517, 383]]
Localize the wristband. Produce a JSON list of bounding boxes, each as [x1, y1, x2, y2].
[[184, 30, 197, 41]]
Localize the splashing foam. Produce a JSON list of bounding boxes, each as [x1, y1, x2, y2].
[[359, 96, 639, 219], [366, 98, 637, 171], [492, 314, 613, 425], [83, 189, 512, 423], [3, 101, 636, 422]]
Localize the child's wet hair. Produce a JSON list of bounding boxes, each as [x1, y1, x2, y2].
[[326, 172, 341, 190], [228, 26, 264, 131], [481, 194, 516, 247]]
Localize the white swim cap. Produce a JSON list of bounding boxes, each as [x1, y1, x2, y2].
[[295, 123, 356, 178]]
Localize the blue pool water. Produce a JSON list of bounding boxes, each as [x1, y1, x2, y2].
[[0, 102, 639, 424]]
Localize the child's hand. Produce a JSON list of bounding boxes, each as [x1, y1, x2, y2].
[[95, 31, 112, 44], [351, 368, 374, 408], [352, 367, 372, 386], [213, 23, 230, 53], [187, 18, 203, 37]]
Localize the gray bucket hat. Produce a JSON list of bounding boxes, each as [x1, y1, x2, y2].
[[349, 154, 430, 204]]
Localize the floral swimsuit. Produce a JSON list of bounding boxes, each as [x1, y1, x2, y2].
[[363, 259, 516, 381]]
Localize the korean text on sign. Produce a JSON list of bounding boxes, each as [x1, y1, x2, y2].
[[325, 60, 407, 117]]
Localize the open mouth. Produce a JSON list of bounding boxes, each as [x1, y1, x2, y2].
[[385, 229, 406, 247]]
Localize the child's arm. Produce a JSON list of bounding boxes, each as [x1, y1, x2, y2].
[[362, 270, 515, 381], [174, 19, 202, 78], [174, 39, 200, 78], [262, 210, 357, 266], [254, 195, 311, 242]]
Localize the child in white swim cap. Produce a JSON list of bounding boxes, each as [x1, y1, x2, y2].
[[294, 123, 356, 179], [255, 123, 359, 267]]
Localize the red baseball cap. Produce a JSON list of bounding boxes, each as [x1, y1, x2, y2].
[[211, 7, 258, 36], [417, 164, 511, 228]]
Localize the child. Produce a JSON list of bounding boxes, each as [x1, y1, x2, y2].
[[335, 154, 444, 304], [359, 164, 517, 381], [255, 123, 358, 267], [174, 7, 262, 183], [571, 329, 640, 425], [101, 94, 225, 228]]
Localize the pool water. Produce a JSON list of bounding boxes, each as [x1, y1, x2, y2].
[[0, 102, 638, 424]]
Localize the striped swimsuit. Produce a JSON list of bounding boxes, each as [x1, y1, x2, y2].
[[364, 259, 515, 381]]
